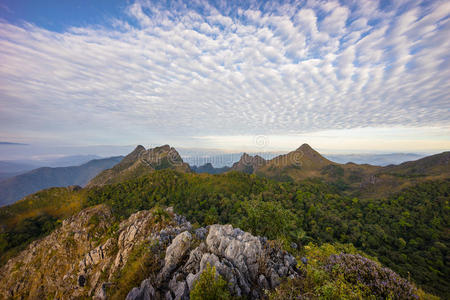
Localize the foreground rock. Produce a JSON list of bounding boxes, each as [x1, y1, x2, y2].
[[0, 205, 300, 299], [128, 224, 301, 299], [0, 205, 191, 299]]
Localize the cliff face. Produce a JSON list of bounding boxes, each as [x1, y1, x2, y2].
[[0, 205, 300, 299]]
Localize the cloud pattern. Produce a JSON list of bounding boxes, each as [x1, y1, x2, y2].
[[0, 0, 449, 145]]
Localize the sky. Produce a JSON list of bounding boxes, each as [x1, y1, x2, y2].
[[0, 0, 449, 155]]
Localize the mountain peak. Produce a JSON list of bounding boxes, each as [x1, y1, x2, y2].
[[297, 143, 313, 151], [154, 144, 171, 152], [87, 144, 190, 187], [134, 145, 146, 152], [230, 153, 266, 174], [127, 145, 146, 157], [295, 143, 325, 159]]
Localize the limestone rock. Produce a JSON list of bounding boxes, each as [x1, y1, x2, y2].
[[126, 279, 155, 300], [132, 224, 302, 299], [0, 206, 301, 300], [0, 206, 188, 299], [165, 231, 192, 269]]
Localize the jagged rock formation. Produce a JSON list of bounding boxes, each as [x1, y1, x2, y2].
[[0, 205, 300, 299], [229, 153, 267, 174], [127, 223, 301, 300], [87, 145, 190, 187]]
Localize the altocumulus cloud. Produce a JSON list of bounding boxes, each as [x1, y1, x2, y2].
[[0, 0, 449, 146]]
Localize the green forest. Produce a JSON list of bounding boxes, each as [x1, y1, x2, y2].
[[2, 170, 446, 297]]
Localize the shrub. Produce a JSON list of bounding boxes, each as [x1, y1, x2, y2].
[[270, 243, 432, 300], [190, 264, 231, 300], [325, 253, 418, 299]]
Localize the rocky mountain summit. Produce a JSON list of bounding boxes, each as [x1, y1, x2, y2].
[[0, 205, 300, 299], [229, 153, 267, 174], [87, 145, 190, 187]]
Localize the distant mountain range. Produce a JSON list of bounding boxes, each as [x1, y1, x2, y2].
[[190, 163, 230, 174], [0, 155, 103, 181], [0, 156, 123, 206], [324, 153, 425, 166], [229, 153, 267, 174], [86, 144, 449, 199], [235, 144, 450, 198], [1, 144, 448, 207], [0, 161, 37, 181], [181, 151, 428, 168]]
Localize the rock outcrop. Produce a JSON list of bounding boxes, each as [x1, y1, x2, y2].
[[127, 224, 301, 300], [0, 205, 191, 299], [0, 204, 300, 299]]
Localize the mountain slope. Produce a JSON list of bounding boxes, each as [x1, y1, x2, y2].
[[0, 168, 446, 297], [253, 144, 449, 197], [379, 151, 450, 177], [0, 156, 123, 206], [87, 145, 190, 187], [255, 144, 378, 185], [356, 151, 450, 198]]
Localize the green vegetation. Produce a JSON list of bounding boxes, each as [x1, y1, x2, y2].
[[190, 264, 231, 300], [0, 213, 59, 262], [109, 240, 164, 299], [0, 187, 85, 227], [0, 187, 87, 264], [85, 170, 449, 297], [1, 169, 448, 297], [270, 243, 437, 300]]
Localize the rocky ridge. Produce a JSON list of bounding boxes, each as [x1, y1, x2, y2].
[[0, 205, 301, 299], [229, 153, 267, 174], [128, 224, 301, 300], [87, 145, 191, 187]]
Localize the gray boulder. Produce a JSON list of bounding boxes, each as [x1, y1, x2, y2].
[[129, 224, 302, 300], [126, 279, 155, 300]]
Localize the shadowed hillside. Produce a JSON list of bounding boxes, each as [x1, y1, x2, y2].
[[0, 156, 123, 206]]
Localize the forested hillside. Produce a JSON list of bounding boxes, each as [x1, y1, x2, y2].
[[1, 169, 447, 297]]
